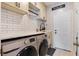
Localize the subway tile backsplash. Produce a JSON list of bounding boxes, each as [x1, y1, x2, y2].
[[1, 8, 38, 35], [1, 8, 23, 24]]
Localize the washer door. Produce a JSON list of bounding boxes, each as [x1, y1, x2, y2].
[[17, 46, 38, 56], [39, 39, 48, 56]]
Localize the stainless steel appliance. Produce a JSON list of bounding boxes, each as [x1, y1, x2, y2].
[[37, 34, 48, 56], [1, 36, 38, 56]]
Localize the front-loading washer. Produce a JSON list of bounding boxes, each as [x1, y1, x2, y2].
[[36, 34, 48, 56], [1, 36, 38, 56]]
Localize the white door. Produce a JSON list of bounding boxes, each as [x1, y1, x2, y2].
[[52, 8, 73, 51]]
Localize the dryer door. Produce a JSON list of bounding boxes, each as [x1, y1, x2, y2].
[[17, 46, 38, 56], [39, 39, 48, 56]]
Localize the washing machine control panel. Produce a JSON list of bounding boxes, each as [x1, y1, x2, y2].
[[29, 38, 35, 42], [24, 37, 36, 45]]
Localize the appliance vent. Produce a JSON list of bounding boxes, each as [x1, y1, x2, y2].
[[52, 4, 65, 11]]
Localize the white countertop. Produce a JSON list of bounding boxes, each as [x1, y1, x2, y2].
[[0, 30, 52, 40], [0, 31, 46, 40]]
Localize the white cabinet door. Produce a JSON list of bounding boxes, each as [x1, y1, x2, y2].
[[20, 2, 28, 12], [52, 8, 73, 51], [5, 2, 15, 6]]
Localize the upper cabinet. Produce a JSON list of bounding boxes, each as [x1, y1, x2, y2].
[[1, 2, 27, 15], [28, 2, 47, 21], [28, 2, 40, 18], [20, 2, 28, 12], [29, 2, 39, 8], [1, 2, 47, 20]]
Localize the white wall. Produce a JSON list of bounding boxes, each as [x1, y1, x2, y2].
[[73, 3, 79, 55], [73, 3, 79, 40], [46, 6, 54, 47], [46, 7, 53, 31], [0, 8, 39, 38]]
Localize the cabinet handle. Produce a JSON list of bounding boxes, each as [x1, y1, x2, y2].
[[15, 2, 20, 8]]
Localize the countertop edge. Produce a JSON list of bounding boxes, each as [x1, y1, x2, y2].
[[0, 32, 46, 41]]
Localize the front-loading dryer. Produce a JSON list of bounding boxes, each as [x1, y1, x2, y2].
[[1, 36, 38, 56], [36, 34, 48, 56]]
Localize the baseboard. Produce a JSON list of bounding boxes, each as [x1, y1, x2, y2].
[[54, 47, 72, 52]]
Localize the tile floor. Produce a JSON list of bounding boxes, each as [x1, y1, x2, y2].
[[53, 49, 75, 56]]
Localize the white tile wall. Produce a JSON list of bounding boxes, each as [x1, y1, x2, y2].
[[1, 8, 23, 34], [1, 8, 39, 36]]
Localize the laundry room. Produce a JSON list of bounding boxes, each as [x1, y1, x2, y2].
[[0, 0, 79, 57]]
